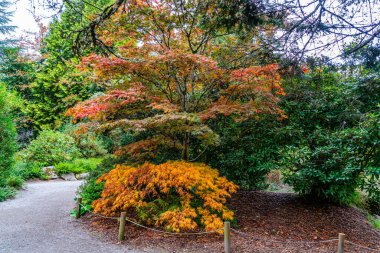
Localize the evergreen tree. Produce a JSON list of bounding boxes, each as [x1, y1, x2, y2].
[[0, 0, 15, 46]]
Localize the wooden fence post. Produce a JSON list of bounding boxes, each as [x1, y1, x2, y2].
[[337, 233, 345, 253], [118, 212, 127, 241], [75, 197, 82, 219], [224, 221, 231, 253]]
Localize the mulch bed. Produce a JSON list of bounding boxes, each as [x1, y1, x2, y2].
[[77, 191, 380, 253]]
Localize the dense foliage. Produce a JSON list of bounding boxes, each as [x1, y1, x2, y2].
[[19, 130, 81, 166], [0, 47, 36, 147], [66, 0, 286, 168], [0, 84, 17, 185], [203, 116, 282, 189], [93, 161, 238, 232], [79, 156, 124, 208], [54, 158, 103, 175], [279, 67, 380, 206], [62, 123, 108, 158]]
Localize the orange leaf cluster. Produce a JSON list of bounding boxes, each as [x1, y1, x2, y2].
[[93, 161, 238, 232]]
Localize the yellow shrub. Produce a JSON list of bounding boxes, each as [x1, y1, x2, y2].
[[93, 161, 238, 232]]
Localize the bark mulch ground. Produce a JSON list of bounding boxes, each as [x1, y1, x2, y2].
[[78, 191, 380, 253]]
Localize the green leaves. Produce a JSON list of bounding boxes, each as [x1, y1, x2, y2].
[[18, 130, 81, 166], [280, 110, 380, 205], [0, 83, 17, 186]]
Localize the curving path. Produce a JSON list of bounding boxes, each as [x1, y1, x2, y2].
[[0, 180, 139, 253]]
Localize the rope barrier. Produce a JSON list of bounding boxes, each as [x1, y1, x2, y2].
[[346, 240, 380, 252], [231, 228, 380, 252], [231, 228, 338, 245], [78, 203, 380, 251], [79, 203, 223, 236]]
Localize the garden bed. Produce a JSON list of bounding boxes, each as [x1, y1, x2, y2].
[[78, 191, 380, 253]]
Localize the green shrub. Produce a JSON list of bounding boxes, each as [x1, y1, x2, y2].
[[19, 130, 81, 166], [13, 162, 46, 180], [203, 116, 282, 190], [0, 84, 17, 186], [62, 123, 108, 158], [54, 158, 103, 175], [74, 134, 107, 158], [78, 156, 124, 207], [6, 175, 23, 190], [281, 111, 379, 205], [373, 219, 380, 230], [280, 133, 360, 204]]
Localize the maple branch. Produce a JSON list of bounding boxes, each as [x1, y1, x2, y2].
[[73, 0, 125, 54], [189, 145, 209, 162]]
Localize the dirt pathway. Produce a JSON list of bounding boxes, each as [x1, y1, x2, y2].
[[0, 180, 139, 253]]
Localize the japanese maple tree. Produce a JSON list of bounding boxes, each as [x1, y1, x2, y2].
[[67, 0, 286, 161]]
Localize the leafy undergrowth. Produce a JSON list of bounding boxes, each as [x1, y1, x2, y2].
[[368, 215, 380, 230], [54, 158, 103, 176], [13, 162, 47, 181], [0, 187, 16, 202], [79, 191, 380, 253]]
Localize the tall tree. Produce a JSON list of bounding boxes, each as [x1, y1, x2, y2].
[[67, 0, 286, 162], [25, 0, 109, 130], [0, 0, 15, 46], [268, 0, 380, 61]]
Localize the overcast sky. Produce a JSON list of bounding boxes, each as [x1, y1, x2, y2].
[[10, 0, 52, 37], [8, 0, 378, 61]]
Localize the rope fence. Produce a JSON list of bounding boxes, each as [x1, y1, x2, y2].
[[77, 199, 222, 236], [75, 197, 380, 253], [230, 228, 339, 245]]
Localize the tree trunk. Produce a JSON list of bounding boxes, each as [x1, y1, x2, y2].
[[182, 133, 190, 161]]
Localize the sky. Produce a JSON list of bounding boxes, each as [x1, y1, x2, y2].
[[9, 0, 53, 38], [7, 0, 379, 61]]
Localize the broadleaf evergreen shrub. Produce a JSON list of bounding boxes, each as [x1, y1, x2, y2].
[[203, 116, 283, 190], [62, 123, 108, 158], [19, 130, 81, 166], [281, 110, 379, 205]]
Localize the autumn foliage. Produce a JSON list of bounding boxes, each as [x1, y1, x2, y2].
[[65, 0, 286, 161], [93, 161, 238, 232], [66, 0, 286, 231]]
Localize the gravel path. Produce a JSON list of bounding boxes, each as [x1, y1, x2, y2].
[[0, 180, 139, 253]]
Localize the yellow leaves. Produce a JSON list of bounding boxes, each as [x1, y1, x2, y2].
[[92, 161, 238, 232]]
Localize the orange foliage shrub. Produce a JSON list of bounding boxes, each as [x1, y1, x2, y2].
[[93, 161, 238, 232]]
